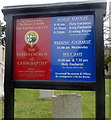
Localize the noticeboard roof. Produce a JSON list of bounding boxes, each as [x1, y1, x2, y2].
[[2, 1, 106, 15]]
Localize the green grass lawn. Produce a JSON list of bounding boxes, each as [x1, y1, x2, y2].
[[14, 89, 96, 118], [0, 101, 3, 120], [0, 79, 110, 119]]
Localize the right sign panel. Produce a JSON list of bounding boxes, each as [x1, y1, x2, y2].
[[51, 15, 96, 81]]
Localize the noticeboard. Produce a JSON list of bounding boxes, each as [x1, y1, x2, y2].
[[2, 2, 106, 119], [2, 2, 106, 91], [14, 15, 96, 82]]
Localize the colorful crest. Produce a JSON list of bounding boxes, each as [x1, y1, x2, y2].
[[25, 30, 39, 47]]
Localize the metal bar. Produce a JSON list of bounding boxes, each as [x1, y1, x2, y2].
[[4, 14, 14, 120], [14, 80, 96, 91], [95, 10, 106, 119]]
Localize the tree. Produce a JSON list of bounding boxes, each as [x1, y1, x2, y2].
[[104, 4, 111, 72], [0, 20, 6, 46]]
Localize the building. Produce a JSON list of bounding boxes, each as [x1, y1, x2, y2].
[[0, 44, 5, 101]]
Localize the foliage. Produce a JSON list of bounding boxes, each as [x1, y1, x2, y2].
[[104, 54, 111, 71], [104, 9, 111, 72], [105, 54, 111, 65], [0, 21, 6, 46]]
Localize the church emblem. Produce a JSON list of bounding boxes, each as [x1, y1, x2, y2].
[[25, 30, 39, 47]]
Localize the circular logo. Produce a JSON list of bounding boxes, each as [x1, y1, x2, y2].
[[25, 30, 39, 47]]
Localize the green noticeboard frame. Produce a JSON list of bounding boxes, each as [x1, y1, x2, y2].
[[2, 1, 106, 120]]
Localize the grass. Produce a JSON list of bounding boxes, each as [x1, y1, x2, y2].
[[0, 101, 3, 119], [109, 76, 111, 119], [14, 89, 95, 118], [14, 89, 52, 118], [0, 79, 110, 119]]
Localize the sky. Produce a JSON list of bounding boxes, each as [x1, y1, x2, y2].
[[0, 0, 110, 22]]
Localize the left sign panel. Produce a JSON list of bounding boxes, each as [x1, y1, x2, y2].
[[13, 17, 51, 80]]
